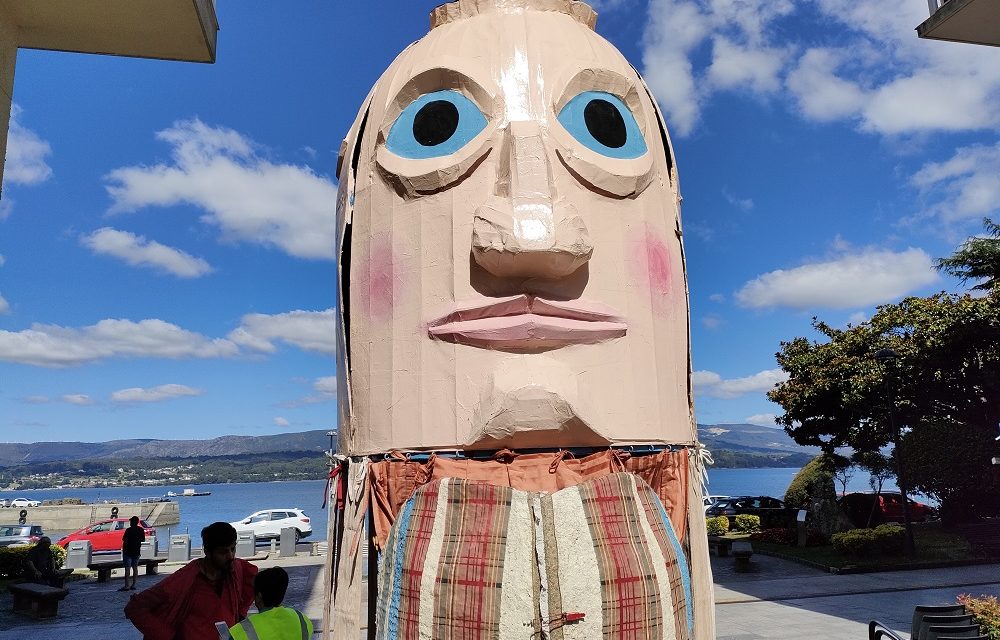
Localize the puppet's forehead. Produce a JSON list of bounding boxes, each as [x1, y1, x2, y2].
[[369, 6, 639, 125], [430, 0, 597, 31]]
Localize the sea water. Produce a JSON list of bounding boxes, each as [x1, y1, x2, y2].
[[0, 467, 908, 540]]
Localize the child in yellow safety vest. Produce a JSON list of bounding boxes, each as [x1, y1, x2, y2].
[[227, 567, 312, 640]]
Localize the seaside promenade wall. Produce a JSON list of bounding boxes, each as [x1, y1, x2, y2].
[[3, 501, 179, 531]]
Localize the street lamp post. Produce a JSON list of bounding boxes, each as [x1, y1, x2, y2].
[[326, 430, 336, 456], [874, 348, 916, 558]]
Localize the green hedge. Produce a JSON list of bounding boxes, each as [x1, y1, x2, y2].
[[831, 523, 904, 557], [0, 543, 67, 579], [733, 514, 761, 533], [706, 516, 730, 536]]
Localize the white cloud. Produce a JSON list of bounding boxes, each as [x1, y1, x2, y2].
[[911, 142, 1000, 222], [745, 413, 780, 427], [693, 368, 789, 399], [313, 376, 337, 395], [111, 384, 204, 403], [0, 254, 6, 266], [735, 248, 938, 310], [0, 293, 8, 314], [62, 394, 93, 405], [722, 187, 753, 211], [709, 293, 725, 303], [701, 313, 724, 329], [23, 395, 50, 404], [274, 416, 290, 427], [847, 311, 868, 326], [0, 318, 239, 367], [0, 199, 11, 221], [228, 309, 337, 355], [643, 0, 1000, 137], [104, 119, 338, 260], [4, 105, 52, 186], [81, 227, 213, 278]]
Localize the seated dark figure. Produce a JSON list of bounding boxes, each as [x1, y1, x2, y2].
[[24, 536, 60, 587]]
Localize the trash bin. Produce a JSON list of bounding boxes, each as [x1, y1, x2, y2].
[[65, 539, 92, 569], [168, 534, 191, 562], [279, 527, 297, 557], [140, 536, 157, 559], [236, 530, 255, 558]]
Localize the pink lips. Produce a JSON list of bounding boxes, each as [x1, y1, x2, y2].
[[427, 294, 627, 349]]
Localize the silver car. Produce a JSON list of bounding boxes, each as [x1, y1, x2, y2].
[[229, 508, 313, 542], [0, 523, 45, 547]]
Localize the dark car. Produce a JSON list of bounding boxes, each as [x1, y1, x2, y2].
[[0, 523, 45, 547], [705, 495, 796, 528], [839, 492, 937, 528]]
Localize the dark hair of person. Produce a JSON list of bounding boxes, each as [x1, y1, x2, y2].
[[130, 516, 140, 526], [254, 567, 289, 608], [201, 521, 238, 551]]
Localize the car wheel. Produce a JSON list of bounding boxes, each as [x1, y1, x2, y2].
[[294, 529, 302, 543]]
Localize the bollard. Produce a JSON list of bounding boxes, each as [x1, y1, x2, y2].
[[168, 534, 191, 562], [796, 509, 808, 547], [140, 536, 157, 559], [279, 527, 297, 557], [65, 539, 92, 569], [236, 530, 256, 558]]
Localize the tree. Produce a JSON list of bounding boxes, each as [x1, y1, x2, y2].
[[936, 218, 1000, 293], [769, 292, 1000, 524]]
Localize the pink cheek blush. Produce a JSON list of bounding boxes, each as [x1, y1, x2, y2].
[[630, 228, 674, 311], [358, 238, 398, 321]]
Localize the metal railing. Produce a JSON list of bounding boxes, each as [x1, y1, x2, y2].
[[927, 0, 951, 13]]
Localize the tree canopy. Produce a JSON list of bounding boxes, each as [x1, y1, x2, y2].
[[936, 218, 1000, 293]]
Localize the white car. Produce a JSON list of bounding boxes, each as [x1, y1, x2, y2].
[[230, 508, 312, 541], [703, 495, 730, 512], [9, 498, 42, 508]]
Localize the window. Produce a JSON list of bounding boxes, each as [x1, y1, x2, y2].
[[249, 513, 269, 524]]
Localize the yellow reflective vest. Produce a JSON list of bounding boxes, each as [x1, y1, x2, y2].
[[228, 606, 313, 640]]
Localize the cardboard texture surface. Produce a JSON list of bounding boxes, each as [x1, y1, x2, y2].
[[336, 0, 695, 455]]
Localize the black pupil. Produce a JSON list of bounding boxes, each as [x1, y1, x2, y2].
[[584, 99, 627, 148], [413, 100, 459, 146]]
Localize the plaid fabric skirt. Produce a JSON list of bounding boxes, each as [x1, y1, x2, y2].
[[376, 473, 692, 640]]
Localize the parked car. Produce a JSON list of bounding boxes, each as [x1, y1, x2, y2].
[[9, 498, 42, 508], [703, 495, 731, 512], [0, 523, 45, 547], [56, 518, 155, 552], [839, 492, 938, 528], [230, 509, 313, 542], [705, 495, 796, 528]]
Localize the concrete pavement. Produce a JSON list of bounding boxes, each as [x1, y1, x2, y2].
[[2, 549, 997, 639]]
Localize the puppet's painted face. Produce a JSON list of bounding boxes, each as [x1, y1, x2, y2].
[[336, 6, 691, 454]]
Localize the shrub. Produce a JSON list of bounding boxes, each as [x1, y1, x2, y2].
[[0, 543, 66, 579], [751, 527, 830, 546], [706, 516, 729, 536], [751, 528, 796, 545], [831, 524, 904, 557], [734, 514, 761, 533], [958, 594, 1000, 640]]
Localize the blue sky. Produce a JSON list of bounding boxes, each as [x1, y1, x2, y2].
[[1, 1, 997, 444]]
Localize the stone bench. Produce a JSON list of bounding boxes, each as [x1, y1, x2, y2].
[[8, 582, 69, 619], [88, 557, 167, 583], [731, 540, 754, 571], [707, 535, 733, 557]]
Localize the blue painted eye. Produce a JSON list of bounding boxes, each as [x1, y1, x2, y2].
[[557, 91, 647, 159], [386, 90, 487, 159]]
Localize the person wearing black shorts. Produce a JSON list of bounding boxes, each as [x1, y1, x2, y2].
[[119, 515, 145, 591]]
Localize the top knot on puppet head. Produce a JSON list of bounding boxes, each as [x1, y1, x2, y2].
[[430, 0, 597, 31]]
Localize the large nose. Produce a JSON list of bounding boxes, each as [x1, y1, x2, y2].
[[472, 120, 593, 279]]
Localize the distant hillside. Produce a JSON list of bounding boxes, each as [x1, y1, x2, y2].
[[0, 424, 819, 469], [697, 423, 820, 456], [0, 430, 330, 467]]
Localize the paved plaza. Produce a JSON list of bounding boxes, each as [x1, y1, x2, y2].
[[2, 549, 997, 639]]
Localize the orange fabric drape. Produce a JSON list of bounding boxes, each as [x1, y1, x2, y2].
[[368, 448, 688, 549]]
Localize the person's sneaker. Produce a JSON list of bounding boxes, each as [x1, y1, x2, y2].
[[129, 586, 137, 590], [117, 586, 129, 592]]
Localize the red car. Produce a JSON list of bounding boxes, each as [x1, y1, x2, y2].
[[56, 518, 155, 552], [840, 492, 937, 527]]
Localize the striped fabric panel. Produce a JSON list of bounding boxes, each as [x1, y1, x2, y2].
[[637, 482, 693, 639], [576, 473, 665, 639], [431, 480, 512, 640], [377, 474, 690, 640]]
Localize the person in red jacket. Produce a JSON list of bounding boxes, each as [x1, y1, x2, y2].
[[125, 522, 257, 640]]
